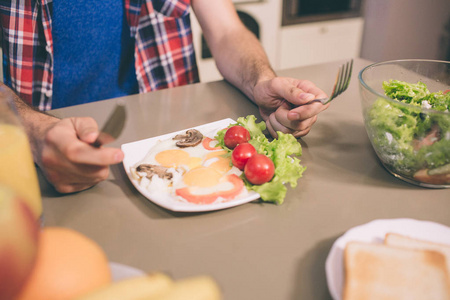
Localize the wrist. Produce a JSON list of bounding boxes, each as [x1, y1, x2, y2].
[[11, 93, 60, 163], [248, 67, 276, 102]]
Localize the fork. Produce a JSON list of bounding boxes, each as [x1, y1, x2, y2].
[[310, 59, 353, 105]]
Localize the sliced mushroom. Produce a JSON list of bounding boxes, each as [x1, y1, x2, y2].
[[136, 164, 173, 180], [173, 129, 203, 148]]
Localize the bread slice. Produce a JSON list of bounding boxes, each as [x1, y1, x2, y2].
[[343, 241, 450, 300], [385, 233, 450, 275]]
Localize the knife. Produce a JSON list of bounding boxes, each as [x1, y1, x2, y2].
[[92, 101, 126, 147]]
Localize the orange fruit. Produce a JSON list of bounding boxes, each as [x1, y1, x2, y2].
[[15, 227, 111, 300]]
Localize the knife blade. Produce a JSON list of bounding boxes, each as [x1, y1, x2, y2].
[[92, 101, 126, 147]]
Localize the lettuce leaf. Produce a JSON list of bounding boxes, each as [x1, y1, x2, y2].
[[383, 79, 450, 112]]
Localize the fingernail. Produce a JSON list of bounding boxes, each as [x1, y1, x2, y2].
[[288, 112, 301, 120], [114, 151, 124, 163], [299, 93, 314, 100], [84, 131, 98, 142]]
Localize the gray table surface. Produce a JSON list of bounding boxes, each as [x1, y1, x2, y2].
[[39, 58, 450, 300]]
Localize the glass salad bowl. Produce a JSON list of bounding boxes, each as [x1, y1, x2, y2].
[[359, 59, 450, 188]]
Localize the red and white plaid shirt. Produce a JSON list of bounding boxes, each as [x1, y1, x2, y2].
[[0, 0, 199, 110]]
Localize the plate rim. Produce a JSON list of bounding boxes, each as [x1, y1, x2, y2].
[[109, 261, 146, 281], [325, 218, 450, 300], [121, 118, 260, 212]]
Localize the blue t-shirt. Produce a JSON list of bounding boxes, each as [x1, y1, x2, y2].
[[52, 0, 138, 109]]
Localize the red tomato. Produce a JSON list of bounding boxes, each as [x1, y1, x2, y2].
[[224, 126, 250, 149], [244, 154, 275, 185], [231, 143, 256, 170]]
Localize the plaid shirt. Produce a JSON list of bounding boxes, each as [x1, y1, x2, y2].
[[0, 0, 199, 110]]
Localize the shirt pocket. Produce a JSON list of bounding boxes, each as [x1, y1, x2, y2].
[[152, 0, 191, 19]]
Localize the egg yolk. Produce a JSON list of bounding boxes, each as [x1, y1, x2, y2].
[[204, 150, 227, 160], [208, 157, 232, 174], [204, 150, 232, 173], [155, 149, 202, 170], [183, 167, 223, 187]]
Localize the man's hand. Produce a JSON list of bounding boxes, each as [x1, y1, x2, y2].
[[36, 117, 124, 194], [252, 77, 329, 138]]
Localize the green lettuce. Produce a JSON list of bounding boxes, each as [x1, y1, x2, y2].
[[215, 115, 305, 204], [367, 80, 450, 176], [383, 79, 450, 111]]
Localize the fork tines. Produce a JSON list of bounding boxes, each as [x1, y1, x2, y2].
[[314, 59, 353, 105], [334, 59, 353, 99]]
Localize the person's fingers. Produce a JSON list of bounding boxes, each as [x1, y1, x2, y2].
[[51, 179, 106, 194], [274, 79, 328, 106], [253, 78, 329, 139], [259, 107, 272, 121], [272, 102, 317, 131], [292, 127, 312, 138], [269, 110, 317, 134], [45, 119, 124, 166], [42, 160, 112, 194], [45, 166, 108, 186], [265, 118, 278, 139], [62, 144, 124, 166], [72, 117, 100, 144], [267, 108, 318, 138], [286, 101, 329, 122], [297, 80, 328, 99], [55, 184, 93, 194]]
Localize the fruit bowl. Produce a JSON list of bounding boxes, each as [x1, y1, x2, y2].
[[358, 59, 450, 188]]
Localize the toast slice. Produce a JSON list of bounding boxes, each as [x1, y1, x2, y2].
[[343, 241, 450, 300], [385, 233, 450, 275]]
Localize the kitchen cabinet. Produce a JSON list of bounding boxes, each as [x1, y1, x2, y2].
[[277, 17, 364, 69]]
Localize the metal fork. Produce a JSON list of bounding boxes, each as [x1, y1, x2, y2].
[[311, 59, 353, 105]]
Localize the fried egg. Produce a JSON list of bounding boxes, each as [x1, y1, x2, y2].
[[139, 138, 208, 172], [132, 128, 247, 204]]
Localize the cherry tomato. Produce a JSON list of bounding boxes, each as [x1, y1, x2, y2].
[[231, 143, 256, 170], [244, 154, 275, 185], [224, 126, 250, 149]]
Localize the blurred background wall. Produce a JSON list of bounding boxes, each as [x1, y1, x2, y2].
[[360, 0, 450, 62]]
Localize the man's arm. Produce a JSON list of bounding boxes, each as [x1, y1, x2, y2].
[[191, 0, 329, 137], [191, 0, 275, 101]]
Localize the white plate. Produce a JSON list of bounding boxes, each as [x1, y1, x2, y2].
[[325, 218, 450, 300], [121, 118, 260, 212]]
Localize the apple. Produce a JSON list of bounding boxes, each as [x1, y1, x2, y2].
[[0, 185, 40, 299]]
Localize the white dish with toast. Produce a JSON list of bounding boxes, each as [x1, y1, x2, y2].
[[326, 218, 450, 300]]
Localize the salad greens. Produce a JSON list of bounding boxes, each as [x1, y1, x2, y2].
[[215, 115, 306, 204], [367, 80, 450, 178], [382, 80, 450, 111]]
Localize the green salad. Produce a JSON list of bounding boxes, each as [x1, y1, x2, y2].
[[215, 115, 306, 204], [367, 79, 450, 183]]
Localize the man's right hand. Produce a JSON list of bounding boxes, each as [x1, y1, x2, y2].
[[36, 117, 124, 194]]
